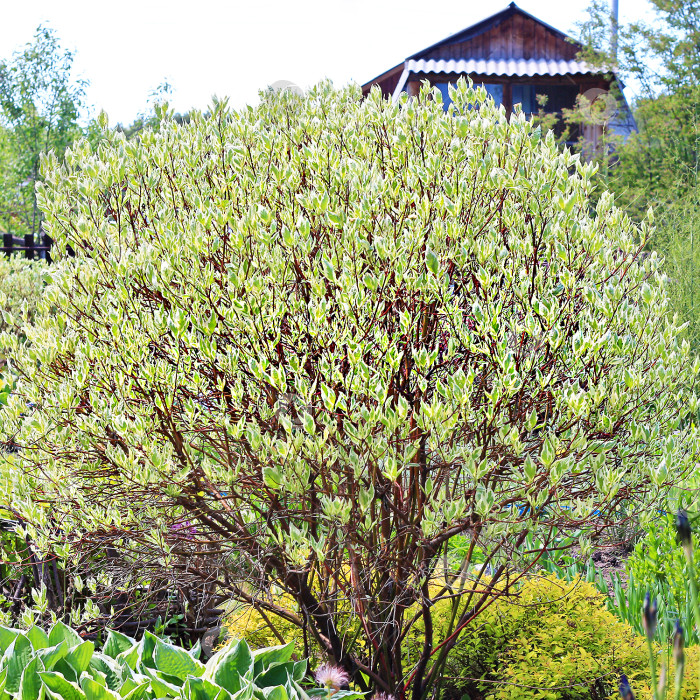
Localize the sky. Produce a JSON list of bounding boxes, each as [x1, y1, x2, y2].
[[0, 0, 656, 126]]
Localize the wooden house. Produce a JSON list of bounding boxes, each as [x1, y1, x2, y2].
[[361, 2, 635, 147]]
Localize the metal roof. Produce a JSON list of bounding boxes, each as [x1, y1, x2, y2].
[[405, 58, 598, 78]]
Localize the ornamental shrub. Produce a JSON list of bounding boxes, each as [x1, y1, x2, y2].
[[468, 576, 700, 700], [467, 576, 651, 700], [0, 255, 46, 340], [1, 80, 699, 699]]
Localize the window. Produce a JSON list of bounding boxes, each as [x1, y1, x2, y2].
[[512, 84, 579, 114]]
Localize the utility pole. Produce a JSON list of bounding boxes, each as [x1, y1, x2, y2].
[[611, 0, 619, 62]]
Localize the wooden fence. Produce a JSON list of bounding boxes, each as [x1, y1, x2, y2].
[[0, 232, 52, 262]]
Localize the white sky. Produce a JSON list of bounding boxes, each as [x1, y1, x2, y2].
[[0, 0, 654, 126]]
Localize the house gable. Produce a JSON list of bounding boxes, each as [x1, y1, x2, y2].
[[409, 3, 581, 62]]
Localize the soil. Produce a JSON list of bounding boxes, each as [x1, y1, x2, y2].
[[590, 544, 631, 591], [555, 542, 633, 593]]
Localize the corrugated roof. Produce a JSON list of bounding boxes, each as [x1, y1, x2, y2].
[[405, 58, 598, 77]]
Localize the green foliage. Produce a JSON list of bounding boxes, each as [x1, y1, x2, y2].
[[572, 1, 700, 357], [226, 575, 658, 700], [475, 576, 652, 700], [223, 605, 315, 665], [0, 26, 85, 236], [0, 255, 47, 338], [400, 575, 660, 700], [0, 622, 330, 700], [644, 193, 700, 352], [622, 512, 700, 647], [575, 0, 700, 213], [115, 82, 192, 141], [2, 80, 698, 697]]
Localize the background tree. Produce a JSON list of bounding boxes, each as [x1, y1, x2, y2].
[[576, 0, 700, 211], [114, 80, 192, 141], [0, 26, 85, 238], [573, 0, 700, 353]]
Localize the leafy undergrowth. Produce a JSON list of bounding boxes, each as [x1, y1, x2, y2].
[[0, 621, 354, 700]]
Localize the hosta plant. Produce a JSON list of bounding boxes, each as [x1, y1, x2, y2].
[[0, 621, 333, 700], [2, 80, 699, 699]]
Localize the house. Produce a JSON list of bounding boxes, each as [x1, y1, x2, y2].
[[361, 2, 635, 148]]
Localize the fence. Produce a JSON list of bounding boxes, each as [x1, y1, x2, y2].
[[0, 232, 52, 262]]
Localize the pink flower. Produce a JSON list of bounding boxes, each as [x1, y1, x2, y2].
[[314, 663, 349, 690], [372, 694, 396, 700]]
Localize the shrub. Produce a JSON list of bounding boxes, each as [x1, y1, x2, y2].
[[1, 80, 698, 698], [471, 576, 651, 700], [0, 254, 46, 339], [436, 574, 700, 700], [0, 621, 336, 700]]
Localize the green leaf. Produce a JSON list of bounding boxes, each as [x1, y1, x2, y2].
[[119, 682, 149, 700], [281, 227, 294, 247], [48, 623, 82, 649], [88, 655, 122, 692], [182, 677, 230, 700], [255, 664, 292, 689], [263, 686, 287, 700], [102, 632, 136, 660], [153, 638, 204, 681], [252, 644, 293, 675], [558, 194, 577, 215], [114, 645, 139, 673], [86, 673, 106, 689], [205, 641, 253, 693], [26, 628, 50, 652], [523, 455, 537, 482], [290, 661, 306, 683], [540, 436, 556, 468], [327, 692, 364, 700], [189, 641, 202, 661], [425, 249, 439, 275], [228, 681, 253, 700], [116, 677, 146, 698], [328, 211, 345, 226], [19, 656, 44, 700], [262, 467, 281, 490], [6, 635, 34, 693], [52, 660, 77, 684], [39, 672, 87, 700], [37, 643, 69, 672], [80, 677, 120, 700], [133, 633, 157, 670], [65, 642, 94, 675], [138, 666, 180, 699], [0, 629, 20, 656]]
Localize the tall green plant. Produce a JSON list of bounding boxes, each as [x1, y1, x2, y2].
[[644, 193, 700, 352], [0, 26, 85, 237], [1, 80, 698, 699]]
